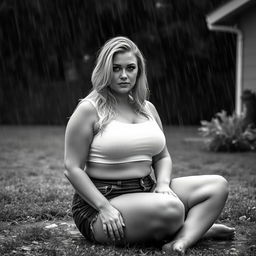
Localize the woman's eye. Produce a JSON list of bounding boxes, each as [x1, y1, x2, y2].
[[113, 67, 120, 72], [113, 66, 136, 72], [127, 66, 135, 71]]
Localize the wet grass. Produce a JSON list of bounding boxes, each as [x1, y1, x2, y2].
[[0, 125, 256, 255]]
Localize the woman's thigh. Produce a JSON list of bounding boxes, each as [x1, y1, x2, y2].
[[92, 192, 185, 244], [170, 175, 228, 211]]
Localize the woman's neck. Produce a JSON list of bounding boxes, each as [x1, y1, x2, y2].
[[114, 94, 130, 106]]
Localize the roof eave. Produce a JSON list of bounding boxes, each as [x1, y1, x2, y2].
[[206, 0, 252, 25]]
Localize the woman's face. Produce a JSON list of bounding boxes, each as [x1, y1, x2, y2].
[[109, 51, 138, 96]]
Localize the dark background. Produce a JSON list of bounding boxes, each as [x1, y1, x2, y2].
[[0, 0, 235, 125]]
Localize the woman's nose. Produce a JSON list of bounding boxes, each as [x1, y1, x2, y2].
[[120, 69, 128, 79]]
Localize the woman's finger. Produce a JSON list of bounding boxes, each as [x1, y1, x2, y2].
[[106, 224, 115, 241], [113, 220, 123, 241], [119, 213, 126, 227], [102, 223, 108, 237], [115, 217, 124, 239]]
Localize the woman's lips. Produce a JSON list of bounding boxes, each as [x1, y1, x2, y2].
[[119, 83, 130, 88]]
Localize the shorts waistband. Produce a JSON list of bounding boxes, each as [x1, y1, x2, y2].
[[90, 175, 154, 186]]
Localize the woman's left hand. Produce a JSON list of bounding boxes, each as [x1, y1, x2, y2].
[[153, 183, 178, 197]]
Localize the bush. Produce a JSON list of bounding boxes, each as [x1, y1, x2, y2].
[[199, 110, 256, 152]]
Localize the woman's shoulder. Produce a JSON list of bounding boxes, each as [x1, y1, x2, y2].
[[144, 100, 163, 126], [145, 100, 157, 115], [70, 99, 98, 125], [145, 100, 154, 108], [65, 100, 98, 138], [81, 98, 97, 110], [76, 99, 97, 115]]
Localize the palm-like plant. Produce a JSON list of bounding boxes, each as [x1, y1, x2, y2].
[[199, 110, 256, 152]]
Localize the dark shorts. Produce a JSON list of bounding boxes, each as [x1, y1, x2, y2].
[[72, 175, 156, 242]]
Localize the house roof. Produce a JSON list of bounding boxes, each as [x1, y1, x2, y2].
[[206, 0, 255, 25]]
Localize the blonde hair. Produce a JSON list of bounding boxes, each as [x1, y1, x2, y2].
[[81, 36, 150, 131]]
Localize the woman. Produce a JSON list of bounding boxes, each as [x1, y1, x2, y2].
[[64, 36, 235, 255]]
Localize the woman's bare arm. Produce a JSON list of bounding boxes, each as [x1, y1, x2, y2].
[[64, 101, 110, 209], [147, 102, 176, 195], [64, 101, 125, 240]]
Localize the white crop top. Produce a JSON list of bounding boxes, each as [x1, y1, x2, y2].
[[86, 99, 166, 164]]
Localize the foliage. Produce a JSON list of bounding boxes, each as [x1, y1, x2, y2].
[[199, 110, 256, 152]]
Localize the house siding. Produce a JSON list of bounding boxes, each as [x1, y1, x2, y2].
[[239, 5, 256, 92]]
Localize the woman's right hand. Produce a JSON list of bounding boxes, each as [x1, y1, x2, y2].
[[98, 204, 126, 242]]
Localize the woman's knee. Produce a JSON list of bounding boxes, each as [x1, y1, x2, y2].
[[211, 175, 229, 198], [160, 196, 185, 229]]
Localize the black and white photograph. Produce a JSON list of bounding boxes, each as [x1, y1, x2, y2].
[[0, 0, 256, 255]]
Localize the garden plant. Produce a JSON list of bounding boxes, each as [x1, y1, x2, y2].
[[199, 110, 256, 152]]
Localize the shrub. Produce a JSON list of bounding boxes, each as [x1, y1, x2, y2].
[[199, 110, 256, 152]]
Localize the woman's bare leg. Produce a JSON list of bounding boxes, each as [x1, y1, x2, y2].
[[162, 175, 233, 255], [91, 192, 185, 244]]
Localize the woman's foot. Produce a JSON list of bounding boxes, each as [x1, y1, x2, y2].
[[202, 224, 235, 240], [162, 224, 235, 254], [162, 240, 188, 255]]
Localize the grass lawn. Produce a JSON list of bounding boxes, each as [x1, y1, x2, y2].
[[0, 125, 255, 256]]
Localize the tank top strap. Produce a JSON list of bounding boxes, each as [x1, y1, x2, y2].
[[144, 100, 154, 120], [81, 98, 100, 119], [82, 98, 99, 115], [84, 98, 97, 108], [82, 98, 100, 133]]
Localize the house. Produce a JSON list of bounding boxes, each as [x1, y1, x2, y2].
[[206, 0, 256, 115]]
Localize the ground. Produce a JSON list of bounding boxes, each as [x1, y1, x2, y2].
[[0, 126, 255, 256]]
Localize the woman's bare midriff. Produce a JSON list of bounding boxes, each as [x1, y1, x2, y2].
[[85, 161, 153, 180]]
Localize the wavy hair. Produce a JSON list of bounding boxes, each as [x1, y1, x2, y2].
[[80, 36, 150, 131]]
